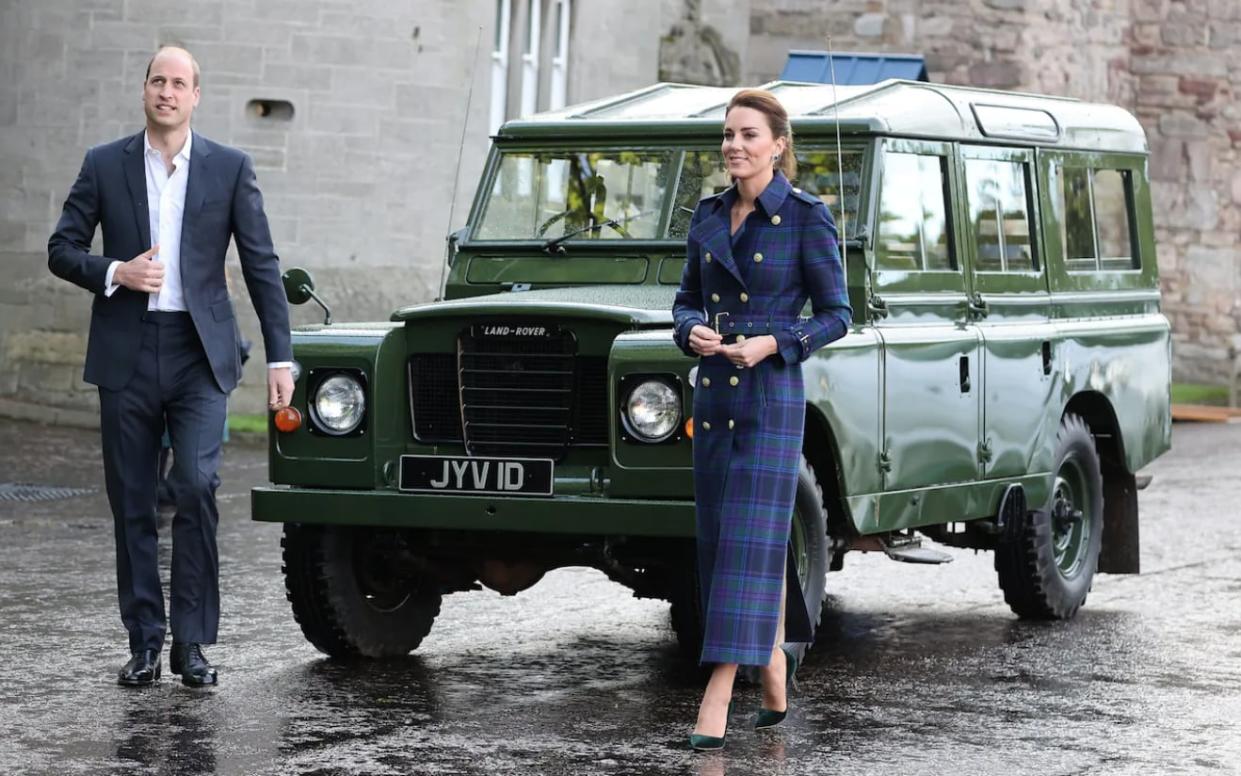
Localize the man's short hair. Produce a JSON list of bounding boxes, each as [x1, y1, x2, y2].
[[144, 45, 200, 88]]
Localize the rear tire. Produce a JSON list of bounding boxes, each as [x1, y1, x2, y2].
[[996, 413, 1104, 619], [282, 524, 443, 658], [671, 455, 830, 663]]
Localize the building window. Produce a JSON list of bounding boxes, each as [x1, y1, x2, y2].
[[490, 0, 512, 135], [520, 0, 541, 119], [548, 0, 571, 111]]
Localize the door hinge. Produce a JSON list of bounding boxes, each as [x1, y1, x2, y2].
[[867, 295, 889, 319], [878, 451, 893, 473], [978, 440, 993, 464]]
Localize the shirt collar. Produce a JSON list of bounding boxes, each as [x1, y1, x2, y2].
[[713, 171, 792, 217], [143, 129, 193, 165]]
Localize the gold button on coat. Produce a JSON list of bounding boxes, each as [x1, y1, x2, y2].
[[705, 252, 712, 263], [728, 419, 735, 429], [771, 215, 781, 225], [753, 252, 763, 263], [701, 377, 711, 387], [702, 421, 712, 431], [736, 334, 747, 343], [740, 292, 749, 303], [729, 376, 739, 386], [710, 293, 720, 303]]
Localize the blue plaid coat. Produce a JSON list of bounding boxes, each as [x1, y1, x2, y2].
[[672, 171, 851, 666]]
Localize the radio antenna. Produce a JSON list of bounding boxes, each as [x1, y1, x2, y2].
[[825, 35, 847, 267], [437, 25, 485, 302]]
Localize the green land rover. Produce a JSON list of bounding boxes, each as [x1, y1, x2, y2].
[[255, 79, 1171, 661]]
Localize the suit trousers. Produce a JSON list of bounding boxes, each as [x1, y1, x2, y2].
[[98, 312, 227, 652]]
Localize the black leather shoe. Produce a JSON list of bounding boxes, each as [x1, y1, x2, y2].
[[118, 649, 161, 686], [169, 643, 218, 687]]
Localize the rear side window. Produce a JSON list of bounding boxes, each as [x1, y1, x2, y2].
[[877, 152, 953, 272], [1057, 166, 1138, 271], [964, 158, 1036, 273]]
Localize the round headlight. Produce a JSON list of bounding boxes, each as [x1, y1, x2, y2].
[[625, 380, 681, 442], [312, 374, 365, 435]]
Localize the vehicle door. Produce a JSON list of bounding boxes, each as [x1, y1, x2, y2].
[[956, 145, 1058, 481], [870, 139, 981, 493]]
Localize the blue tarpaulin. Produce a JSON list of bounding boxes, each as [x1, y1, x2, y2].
[[779, 51, 928, 84]]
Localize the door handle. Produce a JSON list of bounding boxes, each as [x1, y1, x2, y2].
[[867, 295, 889, 319], [1041, 340, 1052, 375], [959, 355, 971, 393]]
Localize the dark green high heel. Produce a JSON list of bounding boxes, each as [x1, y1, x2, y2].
[[689, 699, 734, 751], [755, 646, 798, 730]]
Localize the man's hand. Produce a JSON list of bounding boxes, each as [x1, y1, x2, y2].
[[268, 366, 294, 410], [689, 324, 723, 356], [113, 244, 163, 293], [719, 334, 778, 368]]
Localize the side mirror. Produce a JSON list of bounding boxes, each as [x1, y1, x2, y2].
[[282, 267, 333, 325], [282, 267, 315, 305]]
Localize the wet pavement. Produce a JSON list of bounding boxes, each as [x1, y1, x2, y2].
[[0, 416, 1239, 775]]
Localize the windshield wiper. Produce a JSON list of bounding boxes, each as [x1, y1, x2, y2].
[[541, 218, 622, 254], [541, 209, 659, 254]]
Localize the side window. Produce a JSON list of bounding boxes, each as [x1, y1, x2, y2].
[[877, 152, 953, 272], [1057, 165, 1138, 272], [1093, 170, 1135, 270], [964, 158, 1036, 273]]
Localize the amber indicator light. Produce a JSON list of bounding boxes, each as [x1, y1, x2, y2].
[[274, 406, 303, 433]]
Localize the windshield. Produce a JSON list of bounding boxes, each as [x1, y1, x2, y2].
[[475, 150, 675, 241], [474, 146, 867, 242]]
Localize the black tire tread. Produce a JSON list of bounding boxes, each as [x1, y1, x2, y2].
[[282, 524, 442, 658], [995, 413, 1103, 620]]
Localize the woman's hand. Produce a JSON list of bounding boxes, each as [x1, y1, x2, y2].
[[719, 334, 778, 368], [689, 324, 723, 356]]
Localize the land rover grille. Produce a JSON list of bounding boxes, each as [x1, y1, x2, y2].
[[408, 325, 608, 459]]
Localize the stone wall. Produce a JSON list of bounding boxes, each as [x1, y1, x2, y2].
[[0, 0, 667, 423], [1131, 0, 1241, 384]]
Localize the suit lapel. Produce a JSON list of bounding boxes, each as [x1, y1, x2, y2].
[[689, 204, 748, 290], [180, 132, 210, 263], [121, 132, 151, 250]]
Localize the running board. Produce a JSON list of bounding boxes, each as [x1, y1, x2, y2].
[[884, 544, 955, 564], [847, 535, 954, 564]]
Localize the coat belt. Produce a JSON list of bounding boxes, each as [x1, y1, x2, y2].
[[713, 312, 803, 335]]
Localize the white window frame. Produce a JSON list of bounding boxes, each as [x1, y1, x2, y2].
[[520, 0, 541, 119], [549, 0, 571, 111], [489, 0, 512, 135]]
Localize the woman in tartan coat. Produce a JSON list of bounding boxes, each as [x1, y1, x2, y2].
[[673, 89, 851, 749]]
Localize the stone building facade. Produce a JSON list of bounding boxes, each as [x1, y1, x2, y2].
[[1, 0, 1237, 424]]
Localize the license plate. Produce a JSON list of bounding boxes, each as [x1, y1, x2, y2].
[[398, 455, 554, 496]]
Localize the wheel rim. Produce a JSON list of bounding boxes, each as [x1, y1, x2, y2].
[[1051, 453, 1094, 579], [352, 533, 414, 613]]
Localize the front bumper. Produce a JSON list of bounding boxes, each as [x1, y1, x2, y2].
[[251, 486, 695, 537]]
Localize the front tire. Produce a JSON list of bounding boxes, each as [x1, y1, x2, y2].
[[282, 524, 443, 658], [996, 413, 1104, 619], [671, 455, 831, 662]]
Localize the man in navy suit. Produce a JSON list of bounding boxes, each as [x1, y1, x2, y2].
[[48, 46, 294, 687]]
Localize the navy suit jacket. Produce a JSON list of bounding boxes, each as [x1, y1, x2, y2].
[[48, 131, 292, 393]]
